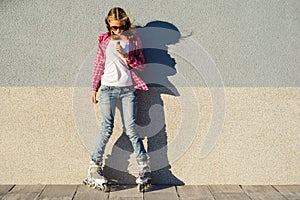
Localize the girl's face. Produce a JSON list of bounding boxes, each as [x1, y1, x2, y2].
[[109, 20, 126, 36]]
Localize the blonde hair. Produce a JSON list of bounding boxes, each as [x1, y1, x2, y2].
[[105, 7, 135, 39]]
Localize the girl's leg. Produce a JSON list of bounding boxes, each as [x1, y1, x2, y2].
[[91, 86, 118, 163], [120, 87, 146, 158]]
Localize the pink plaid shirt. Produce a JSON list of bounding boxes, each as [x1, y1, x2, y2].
[[91, 32, 149, 91]]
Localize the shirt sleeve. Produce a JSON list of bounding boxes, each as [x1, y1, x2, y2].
[[91, 34, 106, 91], [126, 35, 145, 72]]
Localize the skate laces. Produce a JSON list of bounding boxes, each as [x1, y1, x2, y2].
[[95, 167, 104, 176]]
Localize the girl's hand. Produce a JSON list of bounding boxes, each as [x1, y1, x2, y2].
[[116, 42, 130, 61], [116, 41, 124, 54], [91, 90, 98, 104]]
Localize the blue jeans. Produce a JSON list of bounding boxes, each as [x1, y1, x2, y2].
[[91, 85, 146, 164]]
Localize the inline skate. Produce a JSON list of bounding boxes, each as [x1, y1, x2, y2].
[[136, 155, 151, 192], [83, 160, 109, 192]]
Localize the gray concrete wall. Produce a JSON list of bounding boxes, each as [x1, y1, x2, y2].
[[0, 0, 299, 184]]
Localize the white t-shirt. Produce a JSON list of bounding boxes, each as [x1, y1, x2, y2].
[[101, 39, 133, 87]]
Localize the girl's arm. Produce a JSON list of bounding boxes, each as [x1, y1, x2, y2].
[[91, 34, 106, 92], [126, 36, 145, 72]]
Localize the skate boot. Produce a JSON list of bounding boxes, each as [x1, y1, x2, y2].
[[83, 160, 109, 192], [136, 155, 151, 192]]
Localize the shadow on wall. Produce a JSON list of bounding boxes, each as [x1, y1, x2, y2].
[[104, 21, 184, 186]]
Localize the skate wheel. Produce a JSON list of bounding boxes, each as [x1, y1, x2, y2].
[[137, 184, 144, 192], [94, 183, 109, 192], [83, 178, 89, 185], [102, 183, 109, 192], [146, 182, 151, 188]]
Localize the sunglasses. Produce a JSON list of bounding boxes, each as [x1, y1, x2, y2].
[[110, 25, 126, 31]]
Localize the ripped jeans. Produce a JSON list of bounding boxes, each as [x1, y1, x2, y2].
[[91, 85, 146, 164]]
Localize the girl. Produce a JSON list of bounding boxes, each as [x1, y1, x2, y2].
[[83, 7, 151, 192]]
